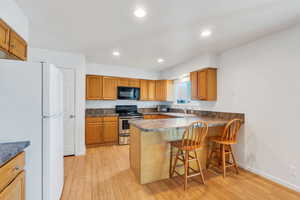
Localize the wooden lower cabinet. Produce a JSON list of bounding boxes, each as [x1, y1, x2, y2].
[[0, 171, 25, 200], [0, 152, 25, 200], [86, 117, 118, 146], [102, 121, 118, 143]]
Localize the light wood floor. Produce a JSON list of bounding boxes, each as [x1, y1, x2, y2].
[[61, 145, 300, 200]]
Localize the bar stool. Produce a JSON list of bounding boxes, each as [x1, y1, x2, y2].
[[207, 119, 242, 178], [169, 120, 209, 190]]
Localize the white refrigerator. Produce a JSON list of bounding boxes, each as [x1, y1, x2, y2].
[[0, 59, 64, 200]]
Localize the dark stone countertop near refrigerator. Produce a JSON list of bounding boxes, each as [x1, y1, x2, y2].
[[86, 108, 119, 117], [0, 141, 30, 167]]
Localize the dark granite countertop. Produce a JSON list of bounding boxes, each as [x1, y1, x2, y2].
[[0, 141, 30, 167], [87, 113, 119, 117], [130, 117, 229, 132]]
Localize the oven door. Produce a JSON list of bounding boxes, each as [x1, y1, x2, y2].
[[119, 118, 130, 134]]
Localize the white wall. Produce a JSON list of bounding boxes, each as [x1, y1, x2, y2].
[[168, 25, 300, 192], [0, 0, 29, 41], [160, 54, 218, 80], [87, 63, 160, 80], [29, 48, 86, 156], [217, 25, 300, 191]]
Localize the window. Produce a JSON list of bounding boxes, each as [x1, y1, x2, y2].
[[174, 75, 191, 104]]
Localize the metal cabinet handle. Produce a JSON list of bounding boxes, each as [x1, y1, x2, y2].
[[70, 115, 76, 119], [14, 166, 20, 171]]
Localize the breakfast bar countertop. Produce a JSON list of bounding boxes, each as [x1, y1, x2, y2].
[[0, 141, 30, 167], [130, 116, 229, 132]]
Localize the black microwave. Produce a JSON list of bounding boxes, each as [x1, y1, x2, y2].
[[117, 87, 140, 100]]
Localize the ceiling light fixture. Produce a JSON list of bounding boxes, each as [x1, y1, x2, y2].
[[157, 58, 164, 63], [201, 29, 212, 37], [134, 8, 147, 18], [112, 51, 120, 57]]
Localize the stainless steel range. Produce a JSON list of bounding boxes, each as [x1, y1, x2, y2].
[[116, 105, 143, 145]]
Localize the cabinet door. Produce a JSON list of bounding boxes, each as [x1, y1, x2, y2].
[[155, 80, 167, 101], [9, 31, 27, 61], [190, 71, 198, 100], [0, 171, 25, 200], [86, 75, 103, 100], [148, 80, 156, 100], [0, 19, 10, 51], [85, 119, 103, 145], [103, 77, 118, 100], [155, 80, 162, 101], [198, 70, 207, 99], [118, 78, 130, 87], [103, 122, 118, 143], [140, 80, 149, 101], [129, 79, 140, 88]]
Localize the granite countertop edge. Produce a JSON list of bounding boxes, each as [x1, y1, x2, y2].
[[0, 141, 30, 167], [130, 118, 229, 133]]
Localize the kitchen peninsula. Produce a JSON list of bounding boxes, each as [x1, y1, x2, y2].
[[129, 111, 244, 184]]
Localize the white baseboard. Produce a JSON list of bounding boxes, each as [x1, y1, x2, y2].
[[238, 163, 300, 193]]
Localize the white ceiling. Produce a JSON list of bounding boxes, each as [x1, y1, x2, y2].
[[16, 0, 300, 70]]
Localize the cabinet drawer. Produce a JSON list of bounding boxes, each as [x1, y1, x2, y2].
[[0, 152, 25, 192], [103, 116, 118, 122], [86, 117, 103, 123], [0, 170, 25, 200]]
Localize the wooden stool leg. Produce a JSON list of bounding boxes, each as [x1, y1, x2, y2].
[[184, 150, 189, 190], [194, 150, 205, 184], [169, 145, 173, 177], [171, 148, 179, 178], [207, 142, 215, 169], [221, 144, 226, 178], [229, 145, 239, 174]]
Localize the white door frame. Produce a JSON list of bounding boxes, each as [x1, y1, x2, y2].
[[59, 67, 77, 156]]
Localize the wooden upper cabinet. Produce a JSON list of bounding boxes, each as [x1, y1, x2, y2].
[[102, 76, 118, 100], [191, 68, 217, 101], [9, 31, 27, 61], [155, 80, 173, 101], [129, 79, 140, 88], [86, 75, 103, 100], [118, 78, 130, 87], [148, 80, 156, 100], [198, 70, 207, 99], [140, 79, 149, 100], [0, 19, 10, 51], [0, 171, 25, 200]]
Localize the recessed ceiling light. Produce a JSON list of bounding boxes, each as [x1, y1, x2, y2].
[[134, 8, 147, 18], [157, 58, 165, 63], [112, 51, 120, 56], [201, 30, 212, 37]]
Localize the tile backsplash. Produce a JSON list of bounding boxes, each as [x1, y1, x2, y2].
[[86, 100, 171, 109]]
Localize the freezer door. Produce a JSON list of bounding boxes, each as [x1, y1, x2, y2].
[[43, 63, 63, 116], [0, 60, 43, 200], [43, 115, 64, 200]]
